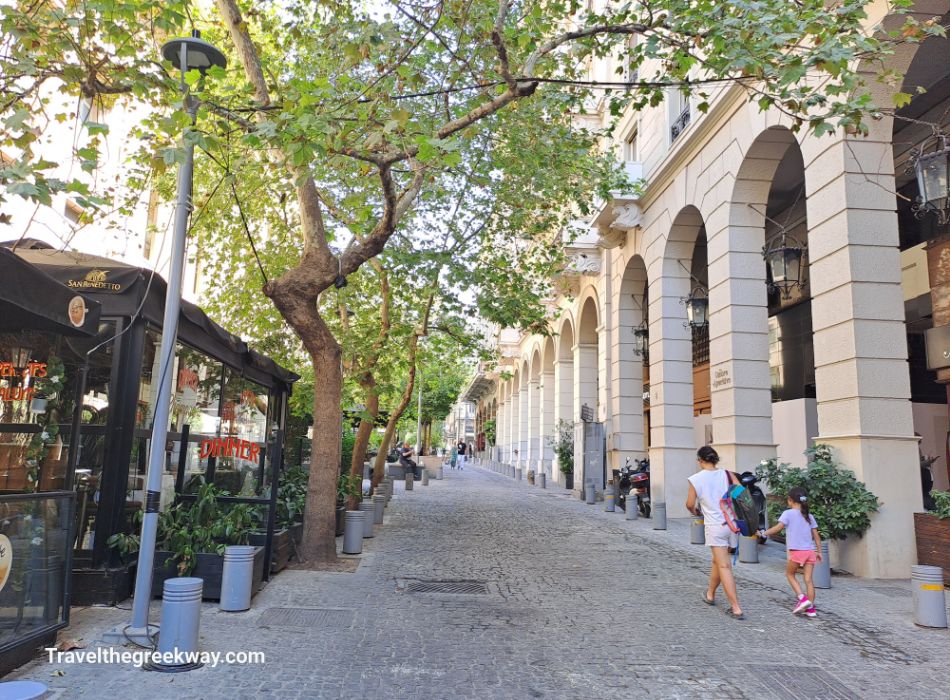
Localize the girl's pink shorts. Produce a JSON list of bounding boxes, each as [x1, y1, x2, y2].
[[789, 549, 818, 566]]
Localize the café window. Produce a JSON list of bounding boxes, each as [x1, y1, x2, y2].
[[0, 325, 115, 497]]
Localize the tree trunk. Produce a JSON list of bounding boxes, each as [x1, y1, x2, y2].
[[371, 354, 418, 489], [348, 372, 378, 510]]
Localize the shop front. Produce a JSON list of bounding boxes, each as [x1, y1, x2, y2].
[[0, 241, 297, 618], [0, 247, 102, 675]]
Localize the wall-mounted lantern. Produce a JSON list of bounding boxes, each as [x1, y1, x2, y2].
[[762, 232, 806, 300], [682, 285, 708, 328], [909, 132, 950, 226]]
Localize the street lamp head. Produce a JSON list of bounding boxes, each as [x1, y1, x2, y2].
[[909, 133, 950, 225], [682, 285, 708, 328], [762, 231, 806, 300], [162, 30, 227, 75], [633, 323, 649, 358]]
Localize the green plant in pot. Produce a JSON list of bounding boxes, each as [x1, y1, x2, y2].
[[928, 490, 950, 519], [157, 479, 254, 576], [756, 443, 879, 542], [548, 419, 574, 486], [276, 466, 308, 529]]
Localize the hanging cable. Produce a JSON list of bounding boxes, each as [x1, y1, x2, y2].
[[230, 179, 269, 286]]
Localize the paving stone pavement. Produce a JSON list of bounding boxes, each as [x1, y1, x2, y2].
[[8, 461, 950, 699]]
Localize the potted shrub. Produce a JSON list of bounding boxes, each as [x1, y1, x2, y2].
[[249, 465, 309, 569], [549, 419, 574, 490], [149, 480, 263, 600], [914, 490, 950, 585], [756, 444, 880, 581]]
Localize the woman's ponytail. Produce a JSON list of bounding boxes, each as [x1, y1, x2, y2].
[[788, 486, 810, 523]]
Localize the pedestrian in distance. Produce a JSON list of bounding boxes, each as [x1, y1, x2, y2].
[[759, 487, 822, 618], [450, 444, 458, 469], [457, 439, 466, 470], [685, 445, 744, 620]]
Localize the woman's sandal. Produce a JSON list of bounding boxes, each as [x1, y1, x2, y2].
[[726, 609, 745, 620], [701, 592, 715, 606]]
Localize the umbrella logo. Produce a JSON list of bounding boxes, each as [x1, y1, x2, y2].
[[68, 296, 86, 327]]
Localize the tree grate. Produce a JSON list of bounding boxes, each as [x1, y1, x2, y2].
[[405, 580, 489, 595], [258, 607, 354, 628]]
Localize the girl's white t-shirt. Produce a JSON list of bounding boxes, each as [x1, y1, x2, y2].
[[688, 468, 729, 526]]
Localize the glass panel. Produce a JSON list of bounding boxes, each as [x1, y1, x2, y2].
[[0, 325, 114, 496], [0, 492, 73, 646], [918, 151, 948, 207]]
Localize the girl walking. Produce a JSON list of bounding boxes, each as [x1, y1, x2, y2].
[[760, 487, 822, 617]]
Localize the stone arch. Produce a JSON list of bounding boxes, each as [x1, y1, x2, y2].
[[553, 316, 575, 483], [614, 254, 649, 463]]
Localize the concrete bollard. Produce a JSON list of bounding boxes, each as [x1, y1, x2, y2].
[[585, 480, 596, 505], [689, 518, 705, 545], [359, 501, 375, 538], [422, 470, 429, 486], [605, 483, 615, 512], [912, 565, 948, 628], [373, 494, 385, 524], [738, 535, 758, 563], [652, 502, 667, 530], [220, 546, 256, 612], [626, 498, 638, 520], [812, 541, 831, 589], [539, 472, 546, 489], [342, 510, 364, 554], [516, 467, 522, 481], [405, 472, 414, 491], [149, 577, 204, 671]]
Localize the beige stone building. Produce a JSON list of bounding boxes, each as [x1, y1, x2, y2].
[[464, 0, 950, 579]]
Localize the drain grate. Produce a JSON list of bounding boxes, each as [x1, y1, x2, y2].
[[258, 607, 354, 628], [405, 580, 489, 595]]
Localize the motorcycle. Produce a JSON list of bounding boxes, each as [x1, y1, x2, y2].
[[738, 470, 768, 543], [630, 458, 651, 518], [614, 459, 634, 510]]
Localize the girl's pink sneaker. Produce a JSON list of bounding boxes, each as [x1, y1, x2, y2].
[[793, 595, 812, 614], [805, 607, 817, 618]]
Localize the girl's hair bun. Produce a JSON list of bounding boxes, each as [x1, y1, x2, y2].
[[697, 445, 720, 465]]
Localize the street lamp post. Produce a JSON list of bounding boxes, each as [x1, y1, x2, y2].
[[125, 31, 226, 642], [416, 378, 423, 457]]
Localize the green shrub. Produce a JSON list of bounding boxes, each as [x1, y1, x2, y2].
[[756, 443, 879, 541], [341, 430, 356, 474], [929, 490, 950, 519], [548, 419, 574, 475]]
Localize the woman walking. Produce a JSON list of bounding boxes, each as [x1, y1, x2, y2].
[[685, 446, 744, 620]]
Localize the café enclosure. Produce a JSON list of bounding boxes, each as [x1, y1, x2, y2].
[[0, 241, 296, 674]]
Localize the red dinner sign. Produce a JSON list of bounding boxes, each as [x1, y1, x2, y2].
[[199, 437, 261, 462]]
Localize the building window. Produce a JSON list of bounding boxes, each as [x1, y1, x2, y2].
[[669, 90, 691, 143], [623, 128, 639, 162], [625, 35, 639, 84]]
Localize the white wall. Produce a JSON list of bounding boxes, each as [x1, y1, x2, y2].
[[772, 398, 818, 468]]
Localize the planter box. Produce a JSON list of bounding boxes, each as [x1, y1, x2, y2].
[[914, 512, 950, 585], [151, 546, 266, 600], [248, 529, 292, 573], [71, 563, 136, 606]]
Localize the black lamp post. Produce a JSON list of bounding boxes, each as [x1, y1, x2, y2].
[[762, 231, 806, 300], [682, 285, 708, 328], [909, 132, 950, 226]]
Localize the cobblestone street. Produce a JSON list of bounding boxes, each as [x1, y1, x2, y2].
[[10, 463, 950, 699]]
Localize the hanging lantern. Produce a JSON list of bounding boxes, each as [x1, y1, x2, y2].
[[682, 285, 708, 328], [633, 323, 649, 358], [762, 232, 806, 300], [909, 133, 950, 225]]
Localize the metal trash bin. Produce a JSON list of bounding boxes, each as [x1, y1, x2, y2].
[[690, 518, 705, 544], [812, 541, 831, 589], [220, 546, 256, 612], [652, 502, 667, 530], [585, 480, 596, 505], [359, 501, 375, 538], [373, 494, 385, 524], [738, 535, 758, 563], [343, 510, 364, 554], [150, 577, 204, 671], [912, 565, 948, 628]]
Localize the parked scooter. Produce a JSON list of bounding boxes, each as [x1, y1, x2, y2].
[[629, 457, 651, 518], [614, 459, 635, 511], [738, 470, 768, 543]]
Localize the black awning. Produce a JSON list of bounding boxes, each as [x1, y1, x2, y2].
[[1, 243, 297, 388], [0, 248, 102, 336]]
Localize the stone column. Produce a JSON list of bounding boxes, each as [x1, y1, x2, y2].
[[509, 384, 518, 465], [539, 369, 556, 478], [705, 203, 776, 471], [518, 382, 529, 469], [499, 393, 509, 463], [647, 245, 699, 518], [527, 377, 540, 472], [612, 265, 646, 467], [802, 130, 920, 578]]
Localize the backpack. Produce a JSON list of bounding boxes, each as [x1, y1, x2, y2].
[[720, 471, 758, 537]]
